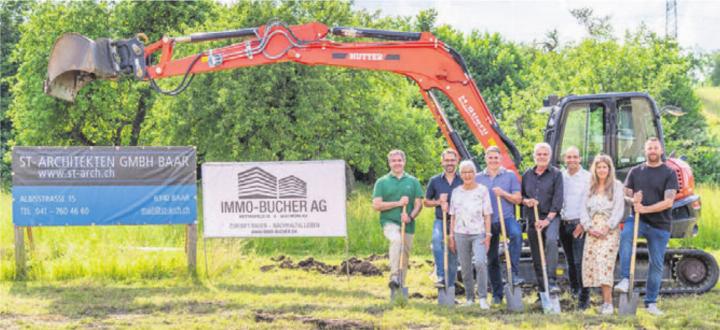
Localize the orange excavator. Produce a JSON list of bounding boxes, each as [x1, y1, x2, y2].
[[44, 20, 717, 294]]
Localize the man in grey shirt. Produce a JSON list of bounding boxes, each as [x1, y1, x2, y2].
[[560, 146, 591, 309]]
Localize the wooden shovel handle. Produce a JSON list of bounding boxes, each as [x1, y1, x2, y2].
[[399, 204, 407, 284], [629, 211, 640, 292], [497, 196, 513, 284], [442, 210, 449, 287], [534, 205, 551, 292]]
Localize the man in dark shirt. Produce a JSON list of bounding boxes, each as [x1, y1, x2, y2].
[[614, 138, 678, 316], [424, 149, 462, 289], [522, 142, 564, 295]]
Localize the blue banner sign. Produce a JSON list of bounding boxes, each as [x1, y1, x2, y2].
[[12, 147, 197, 226]]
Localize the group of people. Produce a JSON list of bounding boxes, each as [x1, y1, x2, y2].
[[372, 138, 678, 316]]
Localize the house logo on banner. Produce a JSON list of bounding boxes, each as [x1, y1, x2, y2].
[[203, 161, 346, 238], [236, 167, 307, 199]]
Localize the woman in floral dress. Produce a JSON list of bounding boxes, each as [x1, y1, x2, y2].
[[580, 154, 625, 315]]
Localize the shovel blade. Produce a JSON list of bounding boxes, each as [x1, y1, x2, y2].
[[540, 292, 561, 314], [391, 287, 409, 302], [437, 286, 455, 306], [45, 33, 120, 102], [504, 285, 524, 312], [618, 292, 640, 315]]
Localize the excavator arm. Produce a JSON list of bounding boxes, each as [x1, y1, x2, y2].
[[45, 21, 522, 174]]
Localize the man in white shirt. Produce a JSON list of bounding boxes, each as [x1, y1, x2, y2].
[[560, 146, 591, 309]]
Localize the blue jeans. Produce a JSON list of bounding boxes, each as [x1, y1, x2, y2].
[[619, 215, 670, 304], [487, 217, 522, 300], [432, 218, 458, 287]]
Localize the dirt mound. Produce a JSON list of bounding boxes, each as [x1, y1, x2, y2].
[[255, 311, 372, 329], [365, 253, 388, 261], [261, 255, 384, 277], [271, 257, 336, 274], [270, 255, 287, 262], [339, 257, 382, 276], [410, 292, 424, 299], [298, 257, 337, 274]]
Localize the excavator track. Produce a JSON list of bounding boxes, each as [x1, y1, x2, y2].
[[484, 245, 719, 296], [654, 248, 718, 294]]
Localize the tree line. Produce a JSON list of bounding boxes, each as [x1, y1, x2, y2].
[[2, 0, 718, 189]]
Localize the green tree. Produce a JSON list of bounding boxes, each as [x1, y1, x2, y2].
[[8, 0, 215, 148], [570, 7, 614, 40], [498, 28, 714, 180], [710, 51, 720, 86], [0, 1, 30, 189], [144, 0, 443, 181]]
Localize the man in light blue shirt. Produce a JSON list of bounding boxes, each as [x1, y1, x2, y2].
[[475, 146, 524, 305]]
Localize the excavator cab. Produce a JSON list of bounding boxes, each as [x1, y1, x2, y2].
[[544, 93, 661, 179]]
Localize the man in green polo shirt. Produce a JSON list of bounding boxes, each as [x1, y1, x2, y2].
[[372, 149, 424, 289]]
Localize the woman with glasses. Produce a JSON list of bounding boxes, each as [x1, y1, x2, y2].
[[449, 160, 493, 309]]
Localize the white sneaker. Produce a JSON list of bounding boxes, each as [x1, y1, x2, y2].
[[600, 303, 614, 315], [463, 300, 474, 307], [478, 299, 490, 310], [614, 278, 629, 293], [646, 303, 663, 316]]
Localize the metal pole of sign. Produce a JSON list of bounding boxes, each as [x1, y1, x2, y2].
[[14, 226, 26, 279], [345, 235, 350, 282], [26, 227, 34, 250], [186, 223, 198, 275], [203, 237, 211, 280]]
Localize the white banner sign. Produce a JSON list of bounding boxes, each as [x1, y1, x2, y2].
[[202, 160, 347, 238]]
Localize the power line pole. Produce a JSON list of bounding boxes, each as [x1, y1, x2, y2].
[[666, 0, 678, 39]]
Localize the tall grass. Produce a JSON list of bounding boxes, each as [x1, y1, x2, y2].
[[0, 184, 435, 281], [679, 184, 720, 249], [697, 86, 720, 138], [241, 184, 433, 256]]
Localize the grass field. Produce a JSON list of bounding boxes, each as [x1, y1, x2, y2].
[[679, 184, 720, 250], [1, 186, 719, 328], [2, 254, 719, 329], [697, 86, 720, 138], [0, 185, 435, 281]]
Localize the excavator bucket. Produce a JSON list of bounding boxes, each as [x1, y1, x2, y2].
[[44, 33, 123, 102]]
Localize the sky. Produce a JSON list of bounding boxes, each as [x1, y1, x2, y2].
[[353, 0, 720, 52]]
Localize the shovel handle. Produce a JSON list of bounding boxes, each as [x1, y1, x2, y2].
[[534, 205, 551, 293], [399, 204, 407, 285], [629, 211, 640, 292], [442, 210, 450, 288], [497, 196, 513, 284]]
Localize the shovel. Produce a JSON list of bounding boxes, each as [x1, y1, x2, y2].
[[437, 206, 455, 306], [391, 205, 410, 302], [618, 211, 641, 315], [534, 205, 561, 314], [499, 196, 523, 312]]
